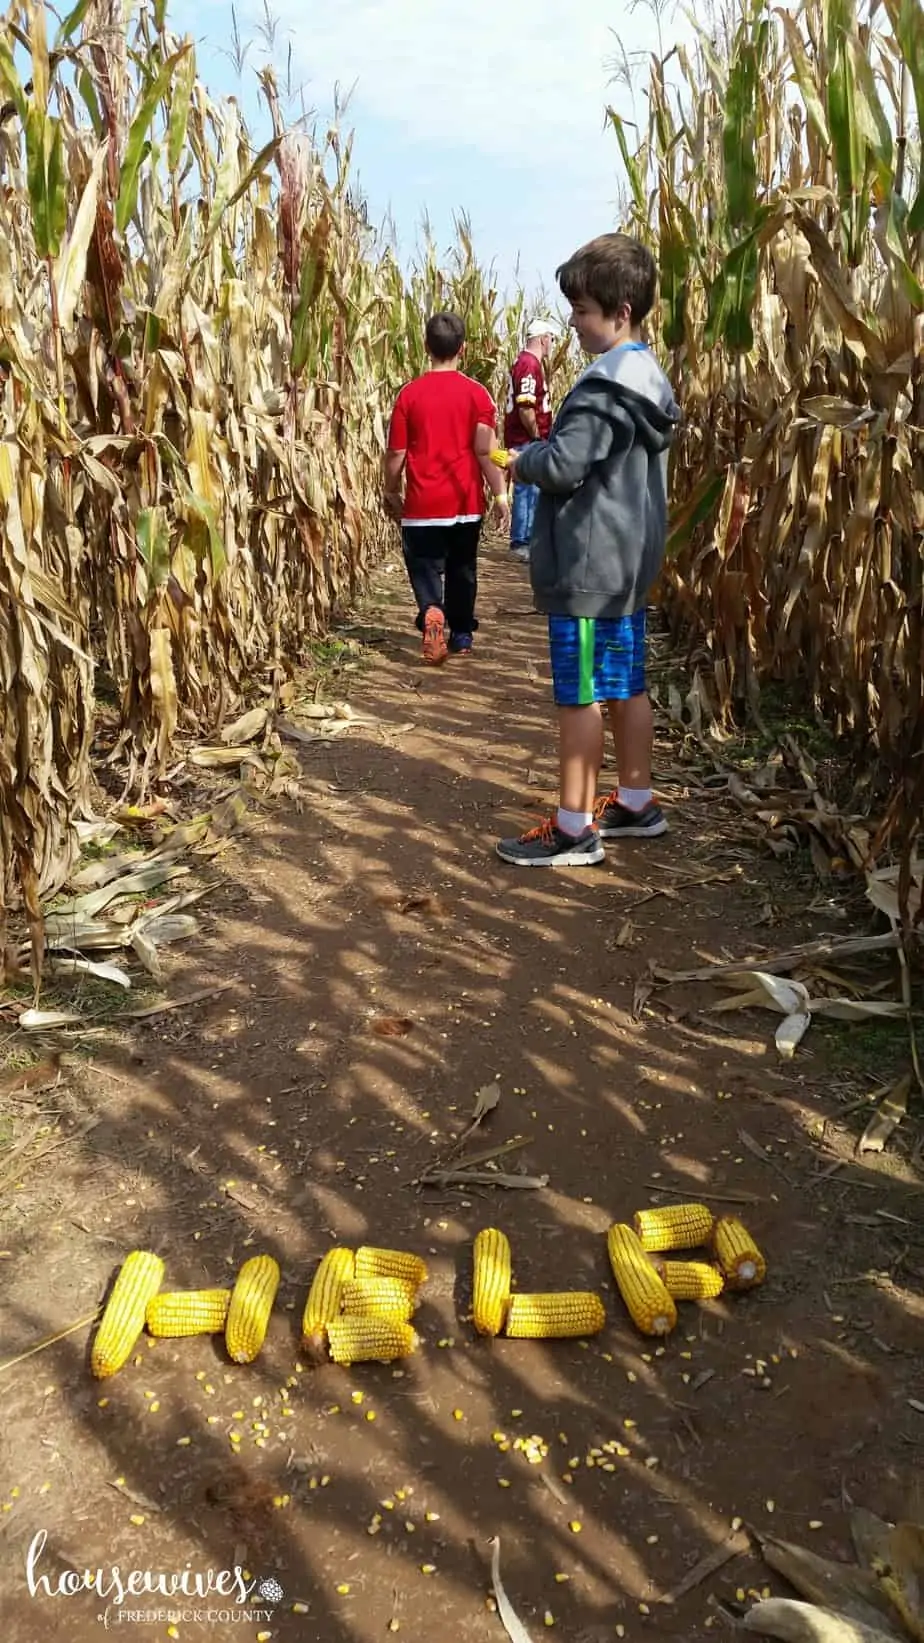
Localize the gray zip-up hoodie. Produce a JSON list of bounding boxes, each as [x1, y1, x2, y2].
[[513, 343, 680, 620]]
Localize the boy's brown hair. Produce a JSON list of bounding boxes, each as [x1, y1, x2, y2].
[[556, 233, 657, 325], [425, 311, 466, 361]]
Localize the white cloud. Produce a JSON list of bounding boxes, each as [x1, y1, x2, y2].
[[174, 0, 689, 288]]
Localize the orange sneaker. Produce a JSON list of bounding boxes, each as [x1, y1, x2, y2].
[[422, 606, 448, 666]]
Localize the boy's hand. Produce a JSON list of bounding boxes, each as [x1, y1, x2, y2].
[[382, 490, 403, 523], [506, 451, 519, 482], [490, 494, 511, 532]]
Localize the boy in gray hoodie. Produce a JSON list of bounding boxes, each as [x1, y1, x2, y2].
[[496, 233, 680, 867]]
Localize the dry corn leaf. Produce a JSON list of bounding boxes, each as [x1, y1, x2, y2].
[[858, 1075, 911, 1154], [472, 1082, 500, 1123], [776, 1011, 812, 1059], [757, 1532, 902, 1633], [875, 1524, 924, 1643], [743, 1597, 900, 1643], [220, 707, 269, 745], [47, 956, 132, 989], [19, 1008, 84, 1030], [490, 1536, 536, 1643]]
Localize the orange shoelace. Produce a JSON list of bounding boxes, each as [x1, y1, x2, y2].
[[518, 816, 556, 844], [592, 790, 619, 818]]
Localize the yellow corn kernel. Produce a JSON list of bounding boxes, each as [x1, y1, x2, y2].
[[489, 448, 512, 469], [327, 1317, 419, 1368], [633, 1203, 714, 1252], [91, 1252, 165, 1379], [146, 1289, 231, 1337], [711, 1216, 766, 1290], [472, 1228, 512, 1338], [504, 1292, 605, 1340], [355, 1246, 428, 1287], [607, 1224, 677, 1337], [654, 1260, 725, 1301], [341, 1276, 418, 1320], [302, 1247, 355, 1343], [225, 1254, 280, 1364]]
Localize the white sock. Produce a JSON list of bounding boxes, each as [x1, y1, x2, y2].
[[618, 787, 652, 812], [557, 807, 592, 836]]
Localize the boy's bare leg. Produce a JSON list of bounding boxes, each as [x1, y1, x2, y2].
[[606, 693, 653, 793], [596, 692, 668, 837], [558, 704, 604, 821]]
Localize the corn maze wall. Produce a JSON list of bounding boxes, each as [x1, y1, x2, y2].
[[0, 0, 527, 917], [1, 0, 923, 927], [612, 0, 924, 869]]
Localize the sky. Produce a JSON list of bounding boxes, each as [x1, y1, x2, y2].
[[167, 0, 692, 302]]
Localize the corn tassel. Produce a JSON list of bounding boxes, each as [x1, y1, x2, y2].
[[711, 1216, 766, 1290], [91, 1251, 165, 1378], [355, 1246, 428, 1287], [654, 1260, 724, 1301], [302, 1247, 355, 1343], [504, 1292, 605, 1339], [633, 1202, 714, 1252], [607, 1224, 677, 1336], [327, 1317, 419, 1367], [225, 1254, 280, 1364], [146, 1288, 230, 1337], [472, 1228, 512, 1337], [341, 1276, 417, 1320]]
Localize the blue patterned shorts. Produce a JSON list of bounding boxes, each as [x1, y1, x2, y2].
[[548, 611, 647, 706]]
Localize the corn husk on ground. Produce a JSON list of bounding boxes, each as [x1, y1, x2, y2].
[[745, 1508, 924, 1643], [0, 2, 531, 921], [609, 0, 924, 887]]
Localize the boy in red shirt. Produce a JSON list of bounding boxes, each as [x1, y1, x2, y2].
[[384, 313, 509, 664], [504, 318, 557, 561]]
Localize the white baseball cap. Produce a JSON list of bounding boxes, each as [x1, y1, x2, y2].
[[525, 316, 560, 339]]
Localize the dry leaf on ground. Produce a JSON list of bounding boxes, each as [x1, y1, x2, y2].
[[370, 1016, 414, 1037]]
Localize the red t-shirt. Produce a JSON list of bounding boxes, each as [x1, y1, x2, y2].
[[388, 370, 496, 524], [504, 349, 552, 447]]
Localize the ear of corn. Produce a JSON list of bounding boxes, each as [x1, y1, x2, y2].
[[654, 1260, 725, 1302], [505, 1292, 605, 1339], [472, 1228, 512, 1337], [711, 1217, 766, 1290], [341, 1276, 418, 1320], [633, 1203, 714, 1252], [355, 1246, 428, 1288], [146, 1288, 231, 1337], [225, 1254, 281, 1364], [91, 1251, 165, 1378], [302, 1247, 356, 1343], [489, 448, 512, 468], [327, 1317, 419, 1367], [607, 1224, 678, 1337]]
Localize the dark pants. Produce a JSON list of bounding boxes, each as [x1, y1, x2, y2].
[[401, 521, 481, 635]]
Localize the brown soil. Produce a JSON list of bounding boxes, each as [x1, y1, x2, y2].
[[1, 544, 922, 1643]]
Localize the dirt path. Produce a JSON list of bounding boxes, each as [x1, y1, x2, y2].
[[2, 542, 922, 1643]]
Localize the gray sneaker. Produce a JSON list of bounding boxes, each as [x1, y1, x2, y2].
[[496, 818, 605, 867], [509, 545, 530, 563], [593, 793, 668, 839]]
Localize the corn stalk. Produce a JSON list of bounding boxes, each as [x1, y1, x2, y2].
[[0, 0, 527, 922]]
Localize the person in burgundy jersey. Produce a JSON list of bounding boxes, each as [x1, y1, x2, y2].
[[504, 317, 558, 562], [384, 312, 509, 664]]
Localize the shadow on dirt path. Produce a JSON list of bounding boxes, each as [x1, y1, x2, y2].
[[1, 540, 922, 1643]]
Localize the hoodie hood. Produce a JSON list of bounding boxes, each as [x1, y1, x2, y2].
[[576, 345, 681, 454]]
